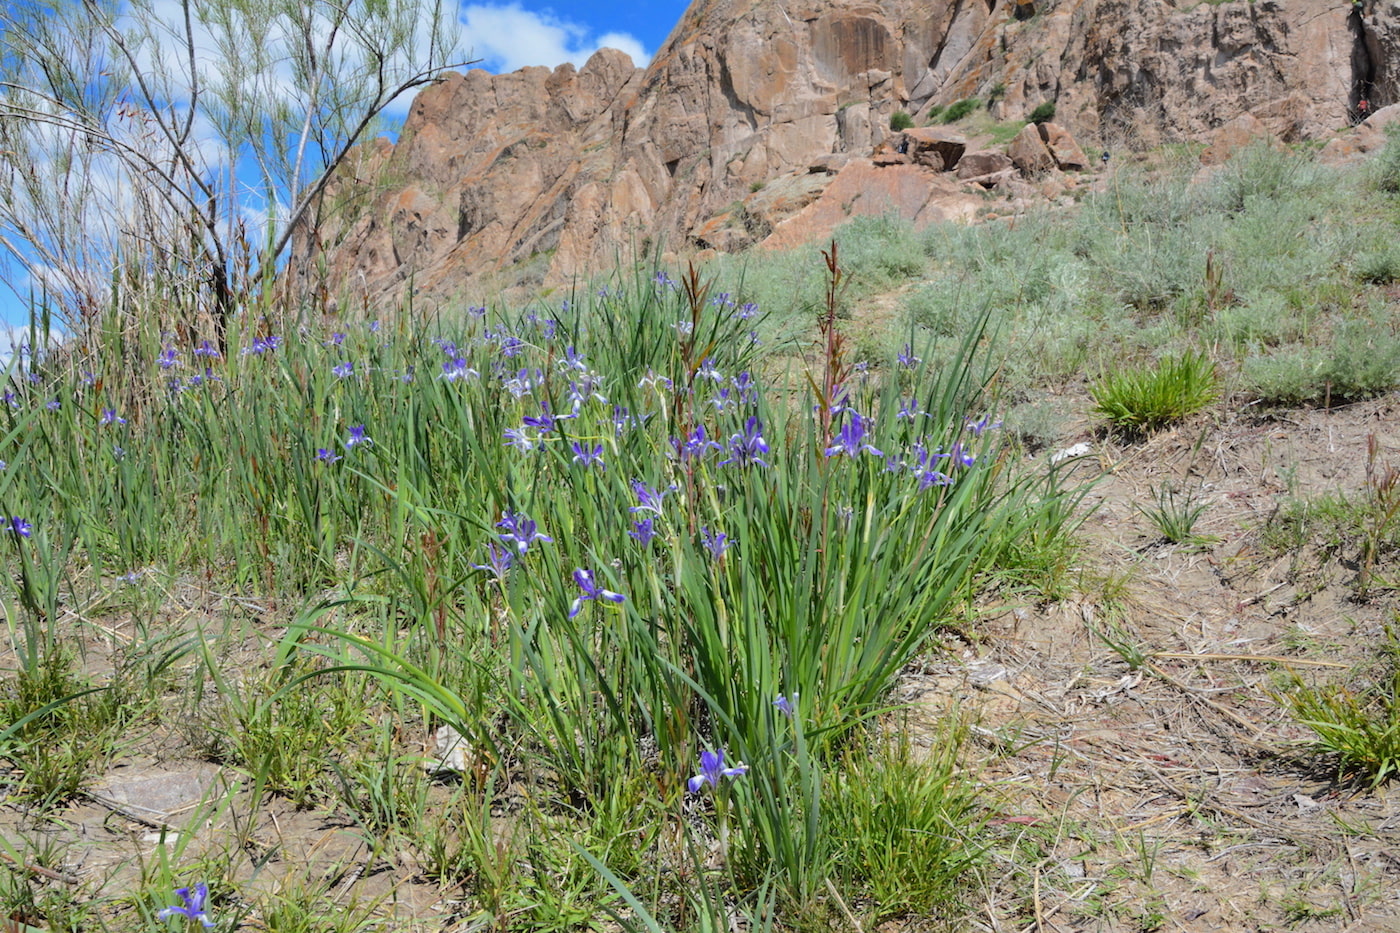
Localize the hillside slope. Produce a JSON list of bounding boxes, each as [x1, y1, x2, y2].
[[302, 0, 1400, 307]]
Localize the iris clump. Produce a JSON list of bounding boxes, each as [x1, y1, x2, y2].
[[0, 253, 1082, 929]]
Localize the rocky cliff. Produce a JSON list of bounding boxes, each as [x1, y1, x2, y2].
[[303, 0, 1400, 307]]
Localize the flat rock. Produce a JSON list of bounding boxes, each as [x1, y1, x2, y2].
[[94, 764, 224, 826]]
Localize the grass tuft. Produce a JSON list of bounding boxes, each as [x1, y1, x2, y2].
[[1090, 350, 1220, 435]]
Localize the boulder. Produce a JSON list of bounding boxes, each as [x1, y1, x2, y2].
[[956, 150, 1014, 179], [1036, 122, 1089, 171], [872, 138, 910, 166], [903, 127, 967, 172], [809, 153, 853, 174], [1199, 113, 1281, 166], [762, 159, 980, 251], [961, 168, 1018, 189], [1007, 123, 1056, 175]]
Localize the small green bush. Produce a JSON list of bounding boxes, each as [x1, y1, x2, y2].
[[1244, 323, 1400, 405], [1028, 101, 1056, 123], [924, 105, 945, 123], [889, 110, 914, 132], [939, 98, 980, 123], [1370, 124, 1400, 194], [1353, 247, 1400, 284], [1090, 350, 1221, 434]]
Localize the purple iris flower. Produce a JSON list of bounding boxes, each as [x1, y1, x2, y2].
[[522, 403, 556, 434], [720, 416, 770, 468], [897, 343, 921, 368], [687, 748, 747, 792], [897, 398, 923, 421], [504, 427, 536, 451], [629, 517, 657, 546], [701, 526, 732, 560], [732, 371, 758, 404], [157, 347, 179, 369], [326, 332, 345, 346], [499, 335, 524, 357], [441, 357, 477, 381], [497, 511, 553, 554], [316, 448, 342, 464], [99, 407, 126, 426], [629, 481, 668, 515], [965, 415, 1001, 436], [332, 361, 354, 379], [194, 340, 220, 358], [560, 345, 587, 372], [739, 301, 758, 319], [709, 387, 736, 412], [676, 425, 721, 461], [502, 369, 539, 398], [7, 517, 32, 538], [467, 305, 487, 319], [344, 425, 372, 449], [567, 375, 607, 412], [157, 883, 215, 928], [948, 442, 976, 469], [571, 441, 605, 469], [45, 398, 60, 411], [773, 695, 795, 717], [568, 568, 625, 618], [824, 413, 883, 458], [695, 358, 722, 382], [918, 469, 954, 490], [472, 541, 515, 580]]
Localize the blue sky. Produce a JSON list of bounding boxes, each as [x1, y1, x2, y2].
[[459, 1, 688, 74], [0, 0, 691, 338]]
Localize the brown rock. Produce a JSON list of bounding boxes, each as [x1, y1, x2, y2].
[[1036, 122, 1089, 171], [872, 139, 909, 166], [961, 168, 1017, 189], [903, 127, 967, 172], [809, 153, 853, 174], [956, 150, 1014, 179], [761, 159, 980, 251], [1199, 113, 1281, 166], [1008, 123, 1055, 175]]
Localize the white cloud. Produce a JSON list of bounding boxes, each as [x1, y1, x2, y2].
[[0, 322, 66, 371], [460, 4, 649, 74]]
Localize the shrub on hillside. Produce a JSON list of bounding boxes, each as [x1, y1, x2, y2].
[[1028, 101, 1056, 123], [889, 110, 914, 131], [1370, 124, 1400, 194], [1243, 323, 1400, 405], [939, 98, 980, 123]]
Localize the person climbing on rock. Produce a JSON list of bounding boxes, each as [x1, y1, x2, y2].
[[1357, 98, 1371, 122], [1100, 150, 1110, 169]]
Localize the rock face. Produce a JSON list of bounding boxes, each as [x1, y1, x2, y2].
[[305, 0, 1400, 306]]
